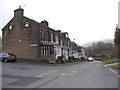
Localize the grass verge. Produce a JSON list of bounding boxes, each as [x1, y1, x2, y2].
[[103, 58, 119, 64], [107, 64, 120, 69]]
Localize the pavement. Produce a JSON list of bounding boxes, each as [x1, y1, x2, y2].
[[1, 60, 119, 88], [105, 62, 120, 66]]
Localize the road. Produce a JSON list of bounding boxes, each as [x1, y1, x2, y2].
[[1, 60, 119, 88]]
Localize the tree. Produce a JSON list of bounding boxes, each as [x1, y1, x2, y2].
[[114, 26, 120, 58], [114, 27, 120, 46], [84, 41, 113, 58]]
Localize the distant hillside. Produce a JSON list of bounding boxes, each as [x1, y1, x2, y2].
[[82, 39, 114, 47], [102, 39, 114, 44]]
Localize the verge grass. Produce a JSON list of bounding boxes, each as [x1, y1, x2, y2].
[[103, 58, 119, 64], [107, 64, 120, 69]]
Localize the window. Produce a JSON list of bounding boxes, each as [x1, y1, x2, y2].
[[68, 41, 70, 47], [40, 46, 54, 55], [51, 34, 53, 42], [2, 53, 7, 56], [24, 21, 29, 28], [50, 47, 54, 54], [40, 30, 44, 40], [61, 40, 63, 46], [48, 47, 50, 55], [45, 46, 48, 55], [55, 36, 59, 43], [54, 47, 57, 55], [44, 46, 46, 55], [9, 25, 13, 30], [48, 31, 51, 42], [42, 31, 44, 40], [66, 33, 69, 38], [40, 46, 43, 54], [40, 31, 42, 39]]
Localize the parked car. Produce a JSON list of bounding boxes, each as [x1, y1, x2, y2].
[[95, 58, 102, 61], [88, 57, 93, 61], [0, 53, 17, 62]]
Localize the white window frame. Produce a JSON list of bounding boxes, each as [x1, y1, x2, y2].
[[41, 46, 43, 54], [9, 25, 12, 30], [42, 31, 44, 40], [51, 34, 53, 42], [48, 47, 50, 55], [56, 36, 59, 43], [44, 46, 46, 55], [24, 21, 29, 28]]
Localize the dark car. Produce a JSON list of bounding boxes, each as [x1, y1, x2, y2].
[[95, 58, 102, 61], [0, 53, 17, 62]]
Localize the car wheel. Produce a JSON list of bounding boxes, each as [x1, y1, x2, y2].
[[4, 59, 8, 63]]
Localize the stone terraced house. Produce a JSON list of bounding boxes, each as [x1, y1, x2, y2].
[[2, 7, 82, 61]]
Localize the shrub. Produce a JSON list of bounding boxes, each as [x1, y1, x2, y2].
[[68, 56, 74, 59], [57, 56, 64, 60]]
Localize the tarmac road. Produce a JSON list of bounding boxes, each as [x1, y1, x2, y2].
[[1, 60, 119, 88]]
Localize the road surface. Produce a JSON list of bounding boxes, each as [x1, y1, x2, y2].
[[1, 60, 119, 88]]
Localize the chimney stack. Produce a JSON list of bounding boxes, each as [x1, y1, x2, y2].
[[14, 6, 24, 19]]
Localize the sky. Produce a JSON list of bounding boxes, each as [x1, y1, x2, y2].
[[0, 0, 119, 46]]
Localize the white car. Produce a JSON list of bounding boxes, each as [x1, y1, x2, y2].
[[88, 57, 93, 61]]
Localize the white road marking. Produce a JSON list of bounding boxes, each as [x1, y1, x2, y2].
[[36, 70, 59, 77], [104, 65, 107, 68], [104, 65, 120, 78], [71, 71, 79, 74], [61, 73, 74, 76], [109, 68, 120, 78], [39, 73, 49, 76], [49, 70, 59, 73], [36, 75, 43, 78]]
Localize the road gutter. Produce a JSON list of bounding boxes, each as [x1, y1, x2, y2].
[[104, 65, 120, 78]]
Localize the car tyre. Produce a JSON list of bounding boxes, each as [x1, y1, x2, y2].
[[4, 59, 8, 63]]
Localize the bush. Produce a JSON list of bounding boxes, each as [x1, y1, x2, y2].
[[57, 56, 64, 60], [57, 56, 65, 64], [68, 56, 74, 60]]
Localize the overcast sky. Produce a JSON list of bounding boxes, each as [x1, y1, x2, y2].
[[0, 0, 119, 46]]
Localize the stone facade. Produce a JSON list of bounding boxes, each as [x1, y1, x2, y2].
[[2, 7, 82, 61]]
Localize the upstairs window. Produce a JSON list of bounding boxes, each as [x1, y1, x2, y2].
[[40, 30, 44, 40], [66, 33, 69, 38], [55, 36, 59, 43], [24, 21, 29, 28], [9, 25, 13, 30], [68, 41, 70, 47], [61, 40, 63, 46], [51, 34, 53, 42]]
